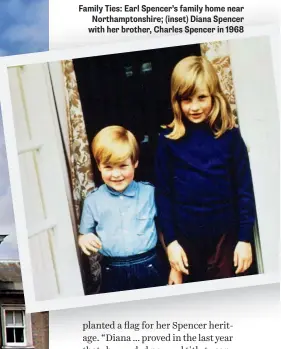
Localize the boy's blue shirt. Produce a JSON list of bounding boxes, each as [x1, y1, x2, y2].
[[79, 180, 157, 257]]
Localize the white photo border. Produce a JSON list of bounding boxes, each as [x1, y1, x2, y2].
[[0, 23, 280, 313]]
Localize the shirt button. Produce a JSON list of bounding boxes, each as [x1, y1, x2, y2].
[[120, 196, 123, 200]]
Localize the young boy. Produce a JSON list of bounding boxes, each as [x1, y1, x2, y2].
[[78, 125, 172, 293]]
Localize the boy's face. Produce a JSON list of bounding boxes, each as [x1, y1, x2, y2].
[[98, 158, 138, 192]]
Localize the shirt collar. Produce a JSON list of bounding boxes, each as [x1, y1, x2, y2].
[[105, 180, 137, 197]]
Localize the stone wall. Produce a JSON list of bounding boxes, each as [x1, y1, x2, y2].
[[31, 312, 49, 349]]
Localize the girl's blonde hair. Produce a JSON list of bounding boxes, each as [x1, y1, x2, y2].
[[92, 125, 139, 165], [167, 55, 237, 139]]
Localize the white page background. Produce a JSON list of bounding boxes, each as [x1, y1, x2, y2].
[[48, 0, 280, 347]]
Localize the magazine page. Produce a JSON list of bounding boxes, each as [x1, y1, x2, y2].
[[0, 1, 280, 349]]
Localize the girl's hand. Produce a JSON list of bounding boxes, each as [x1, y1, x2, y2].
[[78, 233, 102, 256], [233, 241, 252, 274], [168, 268, 183, 285], [167, 240, 189, 275]]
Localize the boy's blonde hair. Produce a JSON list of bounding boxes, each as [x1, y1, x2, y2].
[[92, 125, 139, 165], [167, 55, 237, 139]]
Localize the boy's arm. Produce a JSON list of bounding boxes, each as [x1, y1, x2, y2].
[[79, 196, 102, 255], [78, 234, 102, 256]]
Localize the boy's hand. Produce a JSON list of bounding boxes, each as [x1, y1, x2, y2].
[[78, 233, 102, 256], [233, 241, 252, 274], [168, 268, 183, 285], [167, 240, 189, 275]]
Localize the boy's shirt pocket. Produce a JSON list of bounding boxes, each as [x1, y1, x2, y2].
[[135, 204, 156, 236]]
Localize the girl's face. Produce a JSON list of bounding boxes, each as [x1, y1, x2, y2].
[[180, 85, 212, 124]]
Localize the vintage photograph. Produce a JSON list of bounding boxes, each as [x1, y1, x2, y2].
[[1, 33, 279, 309]]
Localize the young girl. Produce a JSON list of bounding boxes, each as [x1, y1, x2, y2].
[[155, 56, 256, 283]]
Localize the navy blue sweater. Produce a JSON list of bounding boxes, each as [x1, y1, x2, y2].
[[155, 121, 256, 246]]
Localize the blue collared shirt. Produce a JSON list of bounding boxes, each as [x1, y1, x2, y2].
[[79, 181, 157, 257]]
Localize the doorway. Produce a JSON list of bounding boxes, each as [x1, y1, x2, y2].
[[73, 44, 201, 185]]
